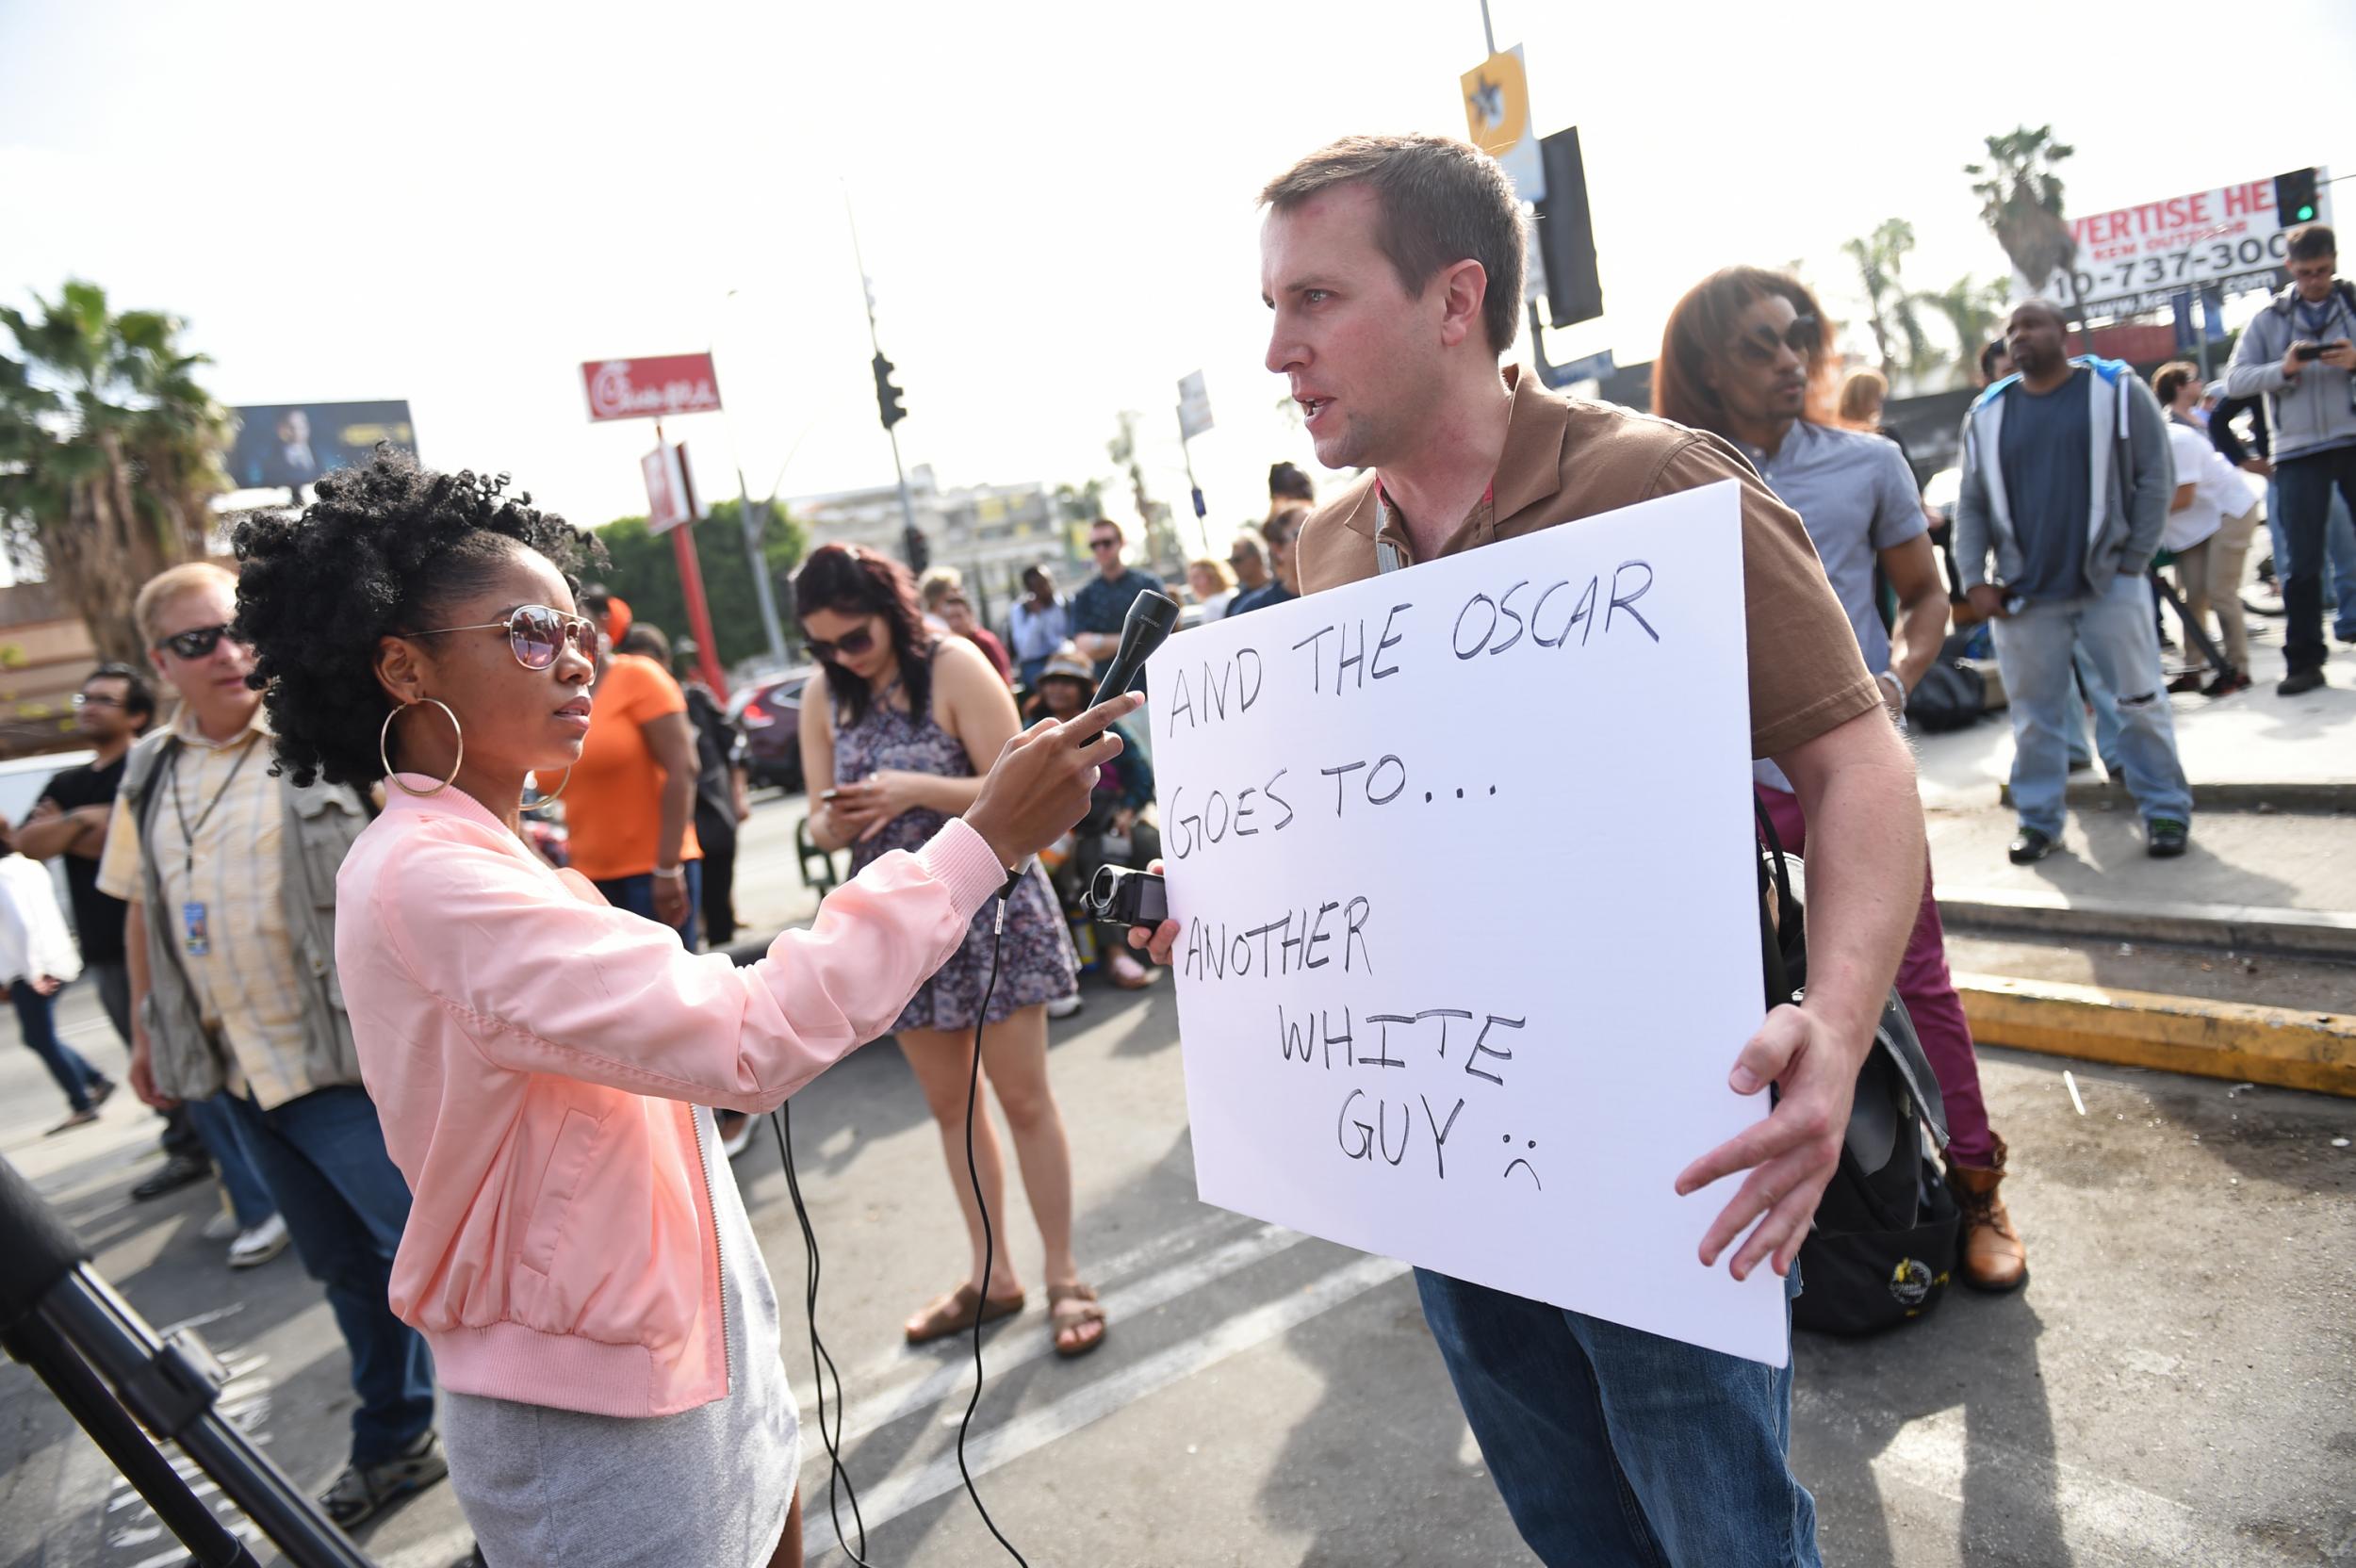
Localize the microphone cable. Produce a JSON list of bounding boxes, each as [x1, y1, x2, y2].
[[772, 1102, 874, 1566]]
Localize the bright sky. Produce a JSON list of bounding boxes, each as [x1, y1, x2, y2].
[[6, 0, 2352, 567]]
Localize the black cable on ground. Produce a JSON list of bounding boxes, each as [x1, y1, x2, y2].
[[956, 908, 1032, 1565], [775, 1102, 873, 1566]]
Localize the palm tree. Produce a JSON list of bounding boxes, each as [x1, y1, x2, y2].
[[1966, 125, 2085, 324], [0, 282, 231, 665], [1920, 274, 2014, 382], [1841, 219, 1936, 383]]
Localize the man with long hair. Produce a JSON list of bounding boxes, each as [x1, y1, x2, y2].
[[1144, 132, 1926, 1566], [1656, 267, 2025, 1295]]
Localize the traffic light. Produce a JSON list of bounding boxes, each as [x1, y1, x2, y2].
[[901, 522, 930, 576], [1533, 127, 1603, 329], [2275, 168, 2320, 227], [872, 352, 908, 429]]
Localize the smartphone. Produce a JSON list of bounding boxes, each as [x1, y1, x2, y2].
[[2294, 343, 2326, 361]]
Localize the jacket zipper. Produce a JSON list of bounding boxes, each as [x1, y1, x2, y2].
[[691, 1104, 734, 1395]]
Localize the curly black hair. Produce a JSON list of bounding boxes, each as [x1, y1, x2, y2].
[[230, 445, 603, 788]]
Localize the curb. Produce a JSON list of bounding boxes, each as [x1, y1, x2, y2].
[[1955, 971, 2356, 1098], [1998, 779, 2356, 813], [1937, 889, 2356, 960]]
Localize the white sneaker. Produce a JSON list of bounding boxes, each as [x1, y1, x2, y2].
[[201, 1205, 239, 1242], [1046, 993, 1083, 1021], [716, 1111, 756, 1160], [228, 1214, 289, 1269]]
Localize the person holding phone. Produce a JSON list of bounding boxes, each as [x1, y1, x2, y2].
[[228, 449, 1132, 1567], [795, 543, 1109, 1359], [2222, 222, 2356, 695]]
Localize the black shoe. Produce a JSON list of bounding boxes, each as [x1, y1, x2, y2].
[[2146, 818, 2189, 858], [2067, 756, 2095, 774], [131, 1152, 212, 1201], [321, 1429, 450, 1528], [2203, 668, 2251, 696], [2277, 666, 2326, 695], [2008, 827, 2056, 865]]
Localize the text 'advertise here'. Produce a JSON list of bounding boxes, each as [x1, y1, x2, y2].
[[1149, 481, 1791, 1366]]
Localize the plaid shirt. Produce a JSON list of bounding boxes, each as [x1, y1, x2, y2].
[[97, 708, 317, 1108]]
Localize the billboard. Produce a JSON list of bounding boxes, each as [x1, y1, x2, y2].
[[226, 400, 415, 490], [2022, 171, 2331, 315], [581, 353, 723, 422]]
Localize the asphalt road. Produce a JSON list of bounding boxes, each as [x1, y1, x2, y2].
[[5, 790, 2352, 1567]]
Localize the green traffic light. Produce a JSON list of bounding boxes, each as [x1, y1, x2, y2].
[[2297, 204, 2316, 221]]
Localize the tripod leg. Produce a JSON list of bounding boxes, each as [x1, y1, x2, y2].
[[3, 1317, 261, 1568], [2150, 568, 2227, 674]]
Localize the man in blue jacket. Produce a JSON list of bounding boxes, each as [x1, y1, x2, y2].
[[2221, 223, 2356, 694], [1954, 300, 2193, 864]]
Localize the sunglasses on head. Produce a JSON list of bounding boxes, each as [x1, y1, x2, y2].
[[1730, 314, 1821, 366], [804, 623, 878, 662], [155, 624, 239, 661], [410, 604, 598, 670]]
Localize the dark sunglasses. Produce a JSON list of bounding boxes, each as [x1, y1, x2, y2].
[[1089, 537, 1122, 552], [155, 624, 239, 661], [410, 604, 598, 670], [1730, 314, 1821, 366], [804, 623, 878, 662]]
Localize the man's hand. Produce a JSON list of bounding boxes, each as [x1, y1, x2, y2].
[[1965, 584, 2010, 622], [2284, 342, 2319, 379], [2319, 339, 2356, 372], [1130, 858, 1181, 964], [2242, 457, 2276, 480], [31, 974, 60, 997], [1675, 1004, 1861, 1281], [128, 1024, 176, 1110], [651, 872, 690, 930]]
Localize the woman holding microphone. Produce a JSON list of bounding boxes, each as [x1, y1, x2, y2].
[[229, 449, 1135, 1567]]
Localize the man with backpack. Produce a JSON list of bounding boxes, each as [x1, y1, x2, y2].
[[1654, 266, 2026, 1298], [1145, 131, 1925, 1567]]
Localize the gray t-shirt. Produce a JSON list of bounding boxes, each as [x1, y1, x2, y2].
[[1742, 419, 1926, 792]]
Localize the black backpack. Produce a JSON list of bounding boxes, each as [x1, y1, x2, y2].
[[1755, 799, 1961, 1335]]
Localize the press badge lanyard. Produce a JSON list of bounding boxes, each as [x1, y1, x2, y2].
[[164, 737, 254, 956], [1372, 477, 1494, 575]]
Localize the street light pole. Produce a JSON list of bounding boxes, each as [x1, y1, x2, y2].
[[843, 189, 924, 564], [712, 289, 791, 668]]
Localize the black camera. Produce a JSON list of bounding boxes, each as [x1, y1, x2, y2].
[[1085, 866, 1167, 927]]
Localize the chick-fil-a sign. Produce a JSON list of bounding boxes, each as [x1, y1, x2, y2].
[[580, 353, 724, 423]]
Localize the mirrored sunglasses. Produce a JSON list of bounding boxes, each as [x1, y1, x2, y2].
[[155, 624, 237, 661], [411, 604, 598, 670]]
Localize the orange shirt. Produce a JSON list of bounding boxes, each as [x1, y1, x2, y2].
[[564, 654, 703, 881]]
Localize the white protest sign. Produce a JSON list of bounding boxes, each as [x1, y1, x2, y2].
[[1146, 480, 1787, 1364]]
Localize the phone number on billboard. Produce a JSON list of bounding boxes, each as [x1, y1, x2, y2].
[[2040, 229, 2291, 306]]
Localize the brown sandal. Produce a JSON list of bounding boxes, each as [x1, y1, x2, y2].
[[904, 1283, 1024, 1346], [1047, 1282, 1108, 1358]]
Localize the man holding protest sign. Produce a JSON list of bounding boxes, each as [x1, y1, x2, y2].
[[1138, 133, 1922, 1565]]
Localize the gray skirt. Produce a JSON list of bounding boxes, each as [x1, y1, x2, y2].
[[443, 1112, 800, 1567]]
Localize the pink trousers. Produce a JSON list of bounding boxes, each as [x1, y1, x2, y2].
[[1757, 786, 1995, 1166]]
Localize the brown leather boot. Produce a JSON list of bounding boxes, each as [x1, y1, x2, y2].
[[1946, 1133, 2028, 1293]]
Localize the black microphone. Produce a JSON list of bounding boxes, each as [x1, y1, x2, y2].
[[1090, 589, 1182, 707], [999, 590, 1181, 901]]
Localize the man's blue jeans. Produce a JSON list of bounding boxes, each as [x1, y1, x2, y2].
[[2268, 458, 2356, 671], [218, 1086, 434, 1465], [1993, 572, 2193, 839], [13, 978, 104, 1111], [182, 1092, 277, 1231], [1416, 1267, 1816, 1566], [594, 859, 703, 950], [2065, 645, 2121, 774]]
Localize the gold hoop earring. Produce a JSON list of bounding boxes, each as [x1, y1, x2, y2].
[[380, 698, 464, 796], [524, 767, 571, 814]]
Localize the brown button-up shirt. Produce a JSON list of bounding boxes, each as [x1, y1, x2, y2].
[[1292, 367, 1879, 761]]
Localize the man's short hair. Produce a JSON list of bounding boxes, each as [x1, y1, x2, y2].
[[917, 564, 965, 610], [2011, 298, 2068, 330], [2151, 361, 2200, 408], [1260, 133, 1526, 355], [1230, 535, 1266, 565], [1268, 461, 1315, 502], [1263, 505, 1308, 546], [1978, 338, 2010, 382], [133, 562, 237, 645], [87, 662, 157, 725], [1089, 517, 1124, 544], [2286, 223, 2336, 264]]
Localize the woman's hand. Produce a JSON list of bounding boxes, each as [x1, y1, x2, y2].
[[838, 769, 930, 843], [965, 695, 1144, 869]]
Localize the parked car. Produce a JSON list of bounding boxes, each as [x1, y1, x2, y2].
[[728, 666, 820, 794]]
